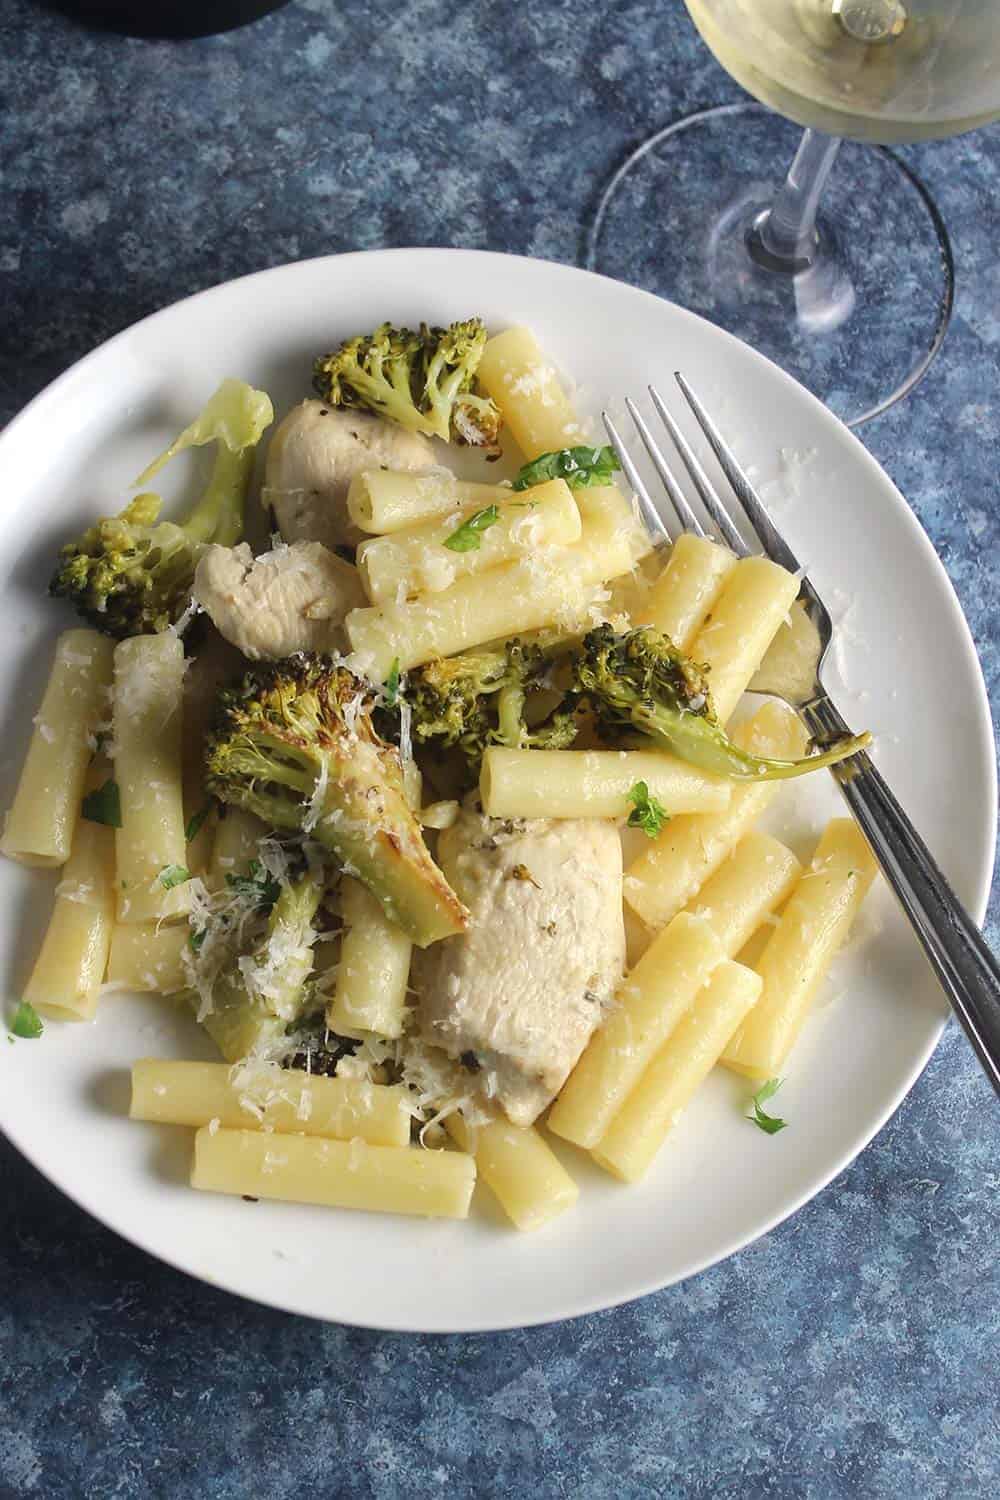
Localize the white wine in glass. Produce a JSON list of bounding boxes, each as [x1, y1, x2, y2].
[[686, 0, 1000, 142], [589, 1, 1000, 424]]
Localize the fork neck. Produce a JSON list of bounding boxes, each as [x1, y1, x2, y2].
[[746, 129, 843, 275]]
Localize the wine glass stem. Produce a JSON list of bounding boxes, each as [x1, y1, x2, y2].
[[747, 128, 843, 274]]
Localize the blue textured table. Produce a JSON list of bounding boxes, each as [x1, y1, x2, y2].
[[2, 2, 998, 1495]]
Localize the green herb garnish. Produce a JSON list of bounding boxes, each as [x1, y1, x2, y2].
[[443, 505, 500, 552], [225, 860, 280, 912], [158, 864, 191, 890], [385, 658, 401, 706], [82, 778, 122, 829], [188, 928, 207, 953], [513, 445, 620, 492], [185, 805, 212, 844], [10, 1001, 43, 1040], [626, 781, 669, 838], [747, 1078, 788, 1135]]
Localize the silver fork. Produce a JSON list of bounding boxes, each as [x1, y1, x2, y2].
[[604, 378, 1000, 1099]]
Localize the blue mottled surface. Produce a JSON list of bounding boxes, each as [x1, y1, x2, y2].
[[1, 0, 998, 1494]]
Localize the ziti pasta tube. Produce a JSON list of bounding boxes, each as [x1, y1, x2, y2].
[[593, 960, 763, 1182], [480, 747, 731, 821], [113, 633, 190, 924], [1, 629, 113, 867], [722, 819, 878, 1079], [633, 534, 737, 652], [191, 1128, 476, 1219], [132, 1060, 411, 1147], [477, 326, 586, 459], [624, 701, 808, 930], [356, 478, 582, 604], [22, 767, 116, 1021], [689, 556, 801, 724], [347, 472, 512, 536], [447, 1114, 578, 1232], [326, 877, 412, 1040]]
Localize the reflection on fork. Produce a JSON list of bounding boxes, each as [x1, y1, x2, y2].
[[602, 376, 1000, 1098]]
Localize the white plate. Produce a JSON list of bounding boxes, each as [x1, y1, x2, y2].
[[0, 250, 994, 1332]]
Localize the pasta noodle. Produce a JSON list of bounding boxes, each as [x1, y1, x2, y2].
[[688, 556, 801, 723], [191, 1126, 477, 1219], [593, 961, 763, 1182], [207, 807, 267, 891], [326, 877, 412, 1040], [544, 829, 800, 1150], [624, 701, 808, 929], [722, 819, 878, 1079], [1, 629, 113, 868], [447, 1114, 578, 1231], [106, 922, 189, 994], [114, 634, 190, 924], [480, 747, 731, 821], [346, 524, 636, 679], [356, 478, 582, 604], [22, 771, 116, 1022], [477, 326, 586, 459], [347, 471, 511, 536], [634, 534, 737, 651], [131, 1059, 411, 1146], [547, 911, 725, 1150], [680, 830, 802, 954]]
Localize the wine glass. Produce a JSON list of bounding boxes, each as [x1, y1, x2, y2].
[[588, 1, 1000, 426]]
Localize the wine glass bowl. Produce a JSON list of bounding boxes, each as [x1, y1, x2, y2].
[[684, 0, 1000, 144], [588, 0, 1000, 426]]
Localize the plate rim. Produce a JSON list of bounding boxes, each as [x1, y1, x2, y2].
[[0, 245, 995, 1332]]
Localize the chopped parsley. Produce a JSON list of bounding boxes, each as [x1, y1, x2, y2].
[[513, 444, 620, 492], [188, 928, 207, 954], [747, 1078, 788, 1135], [10, 1001, 43, 1040], [185, 805, 212, 843], [626, 781, 669, 838], [82, 778, 122, 828], [443, 505, 500, 552], [158, 864, 191, 890], [384, 658, 401, 706], [225, 860, 281, 913]]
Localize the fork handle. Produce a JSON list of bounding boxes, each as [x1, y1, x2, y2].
[[804, 696, 1000, 1097]]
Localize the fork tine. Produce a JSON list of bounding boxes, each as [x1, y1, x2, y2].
[[648, 386, 749, 557], [673, 372, 802, 575], [601, 411, 672, 545], [623, 398, 708, 540]]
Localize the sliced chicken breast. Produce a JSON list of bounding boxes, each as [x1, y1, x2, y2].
[[414, 808, 625, 1126], [263, 401, 436, 551], [193, 540, 366, 660]]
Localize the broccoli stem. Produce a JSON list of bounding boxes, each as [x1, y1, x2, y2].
[[182, 442, 254, 547], [196, 870, 323, 1062], [303, 738, 467, 947], [630, 702, 870, 781], [496, 683, 527, 747]]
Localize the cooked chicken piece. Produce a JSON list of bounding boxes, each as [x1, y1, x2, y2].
[[192, 540, 366, 660], [263, 401, 436, 550], [414, 808, 625, 1126]]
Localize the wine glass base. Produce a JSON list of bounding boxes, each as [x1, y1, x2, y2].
[[586, 103, 954, 428]]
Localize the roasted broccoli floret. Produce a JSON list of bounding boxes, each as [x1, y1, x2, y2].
[[50, 379, 273, 637], [574, 624, 870, 780], [205, 654, 467, 947], [194, 866, 325, 1063], [404, 639, 578, 769], [312, 319, 502, 450]]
